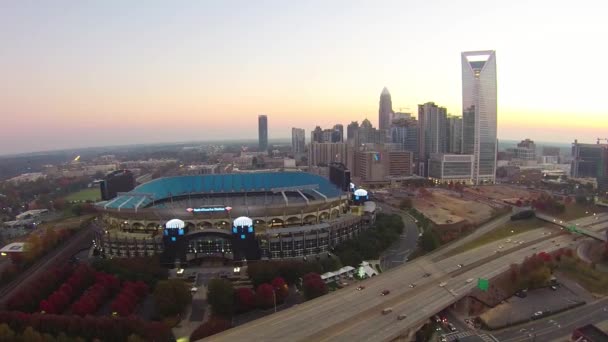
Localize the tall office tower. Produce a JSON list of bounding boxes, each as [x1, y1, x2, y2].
[[462, 50, 497, 184], [346, 121, 359, 143], [417, 102, 448, 176], [258, 115, 268, 152], [571, 140, 608, 195], [390, 118, 418, 161], [447, 115, 463, 154], [333, 124, 344, 142], [308, 142, 348, 167], [311, 126, 324, 143], [358, 118, 387, 145], [378, 87, 393, 131], [393, 112, 411, 121], [291, 128, 306, 154]]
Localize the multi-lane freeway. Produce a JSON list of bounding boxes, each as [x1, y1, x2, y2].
[[207, 213, 608, 342]]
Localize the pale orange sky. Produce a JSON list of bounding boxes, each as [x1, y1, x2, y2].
[[1, 0, 607, 155]]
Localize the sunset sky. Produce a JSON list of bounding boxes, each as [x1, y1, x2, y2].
[[1, 0, 607, 155]]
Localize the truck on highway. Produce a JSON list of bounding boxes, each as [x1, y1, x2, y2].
[[511, 209, 535, 221]]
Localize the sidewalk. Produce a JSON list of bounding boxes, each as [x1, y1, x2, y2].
[[172, 285, 208, 340]]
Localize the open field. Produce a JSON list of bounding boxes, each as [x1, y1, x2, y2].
[[414, 192, 493, 226], [443, 218, 549, 257], [468, 184, 541, 201], [64, 187, 101, 202]]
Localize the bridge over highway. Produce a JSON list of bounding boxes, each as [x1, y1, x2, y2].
[[536, 212, 608, 242], [207, 214, 608, 341]]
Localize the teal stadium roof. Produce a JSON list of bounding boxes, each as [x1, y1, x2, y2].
[[99, 172, 342, 210]]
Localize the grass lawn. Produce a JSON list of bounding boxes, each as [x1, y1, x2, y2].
[[444, 218, 548, 257], [64, 187, 101, 202], [557, 257, 608, 295]]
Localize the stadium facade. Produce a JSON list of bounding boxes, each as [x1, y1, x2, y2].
[[94, 172, 376, 265]]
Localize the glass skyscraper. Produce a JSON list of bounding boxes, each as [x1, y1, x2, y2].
[[462, 50, 497, 184], [378, 87, 393, 131], [258, 114, 268, 152]]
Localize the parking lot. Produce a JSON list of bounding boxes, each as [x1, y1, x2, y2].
[[480, 284, 586, 329]]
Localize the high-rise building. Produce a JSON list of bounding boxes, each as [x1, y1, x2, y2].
[[378, 87, 393, 131], [571, 140, 608, 195], [308, 142, 348, 167], [514, 139, 536, 160], [393, 112, 411, 121], [291, 128, 305, 154], [447, 115, 463, 154], [358, 118, 387, 145], [311, 126, 324, 143], [354, 149, 413, 182], [100, 169, 135, 201], [346, 121, 359, 143], [542, 146, 561, 157], [258, 115, 268, 152], [462, 50, 498, 184], [390, 118, 418, 161], [333, 124, 344, 142], [418, 102, 448, 176]]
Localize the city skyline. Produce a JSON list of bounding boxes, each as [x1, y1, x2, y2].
[[2, 0, 607, 155]]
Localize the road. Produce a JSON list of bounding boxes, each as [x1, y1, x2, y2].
[[378, 203, 420, 271], [0, 219, 98, 307], [492, 298, 608, 342], [207, 213, 602, 342]]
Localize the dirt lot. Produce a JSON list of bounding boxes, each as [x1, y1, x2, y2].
[[414, 192, 494, 226], [468, 185, 541, 202]]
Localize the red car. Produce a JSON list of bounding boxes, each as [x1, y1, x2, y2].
[[381, 290, 390, 296]]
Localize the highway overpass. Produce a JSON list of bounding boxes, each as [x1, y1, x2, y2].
[[207, 214, 608, 342], [536, 212, 608, 242]]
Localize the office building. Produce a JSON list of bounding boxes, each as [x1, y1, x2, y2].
[[333, 124, 344, 142], [447, 115, 463, 154], [462, 50, 498, 184], [428, 154, 474, 184], [347, 121, 359, 142], [329, 163, 351, 192], [100, 169, 135, 201], [378, 87, 393, 131], [542, 146, 561, 157], [311, 126, 324, 143], [390, 118, 418, 161], [258, 115, 268, 152], [393, 112, 411, 121], [509, 138, 536, 160], [418, 102, 448, 176], [571, 140, 608, 194], [358, 119, 387, 145], [291, 128, 306, 154], [355, 149, 413, 182], [308, 142, 349, 167]]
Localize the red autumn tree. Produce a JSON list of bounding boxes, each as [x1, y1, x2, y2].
[[255, 283, 275, 309], [234, 288, 255, 313]]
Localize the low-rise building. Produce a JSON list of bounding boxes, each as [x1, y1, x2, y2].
[[428, 154, 474, 184]]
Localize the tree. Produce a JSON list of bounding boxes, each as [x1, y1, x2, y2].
[[271, 277, 289, 302], [0, 323, 16, 342], [302, 273, 327, 300], [153, 279, 191, 318], [21, 326, 44, 342], [206, 279, 234, 317], [234, 288, 255, 313], [255, 283, 275, 309], [190, 316, 231, 340], [420, 229, 440, 252], [399, 198, 413, 210]]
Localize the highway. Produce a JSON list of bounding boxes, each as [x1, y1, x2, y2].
[[209, 213, 608, 342]]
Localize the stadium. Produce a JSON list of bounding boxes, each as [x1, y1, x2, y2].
[[95, 172, 376, 264]]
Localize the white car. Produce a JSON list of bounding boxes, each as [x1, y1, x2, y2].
[[466, 278, 474, 283], [190, 287, 198, 293], [439, 282, 447, 287]]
